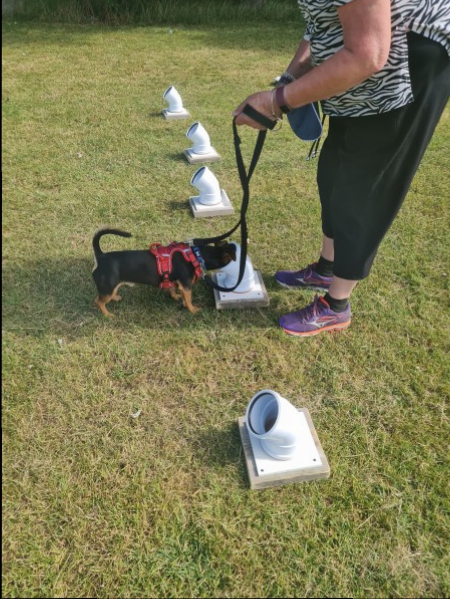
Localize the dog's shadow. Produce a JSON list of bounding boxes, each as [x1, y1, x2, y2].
[[2, 257, 284, 338]]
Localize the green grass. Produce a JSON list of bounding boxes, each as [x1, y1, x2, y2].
[[2, 20, 450, 599], [9, 0, 301, 25]]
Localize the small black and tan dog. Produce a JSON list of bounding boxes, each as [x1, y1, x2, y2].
[[92, 228, 236, 316]]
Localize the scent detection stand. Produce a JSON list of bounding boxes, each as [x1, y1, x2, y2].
[[238, 390, 330, 490], [189, 166, 234, 218], [212, 242, 269, 309], [184, 122, 221, 164], [162, 86, 191, 120]]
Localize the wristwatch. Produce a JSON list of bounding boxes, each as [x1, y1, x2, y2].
[[278, 71, 295, 85], [275, 86, 292, 115]]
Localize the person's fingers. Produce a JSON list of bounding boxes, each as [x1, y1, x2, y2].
[[232, 100, 248, 117], [233, 110, 266, 130], [233, 91, 273, 130]]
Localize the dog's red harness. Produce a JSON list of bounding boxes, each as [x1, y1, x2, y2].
[[149, 242, 203, 290]]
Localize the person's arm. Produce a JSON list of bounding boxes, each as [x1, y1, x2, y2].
[[234, 0, 392, 128], [283, 38, 313, 81]]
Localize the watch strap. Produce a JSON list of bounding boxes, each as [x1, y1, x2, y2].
[[275, 85, 292, 114]]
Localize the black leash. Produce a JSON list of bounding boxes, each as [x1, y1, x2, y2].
[[193, 104, 274, 292]]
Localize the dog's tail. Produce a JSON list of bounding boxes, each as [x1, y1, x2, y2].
[[93, 228, 132, 259]]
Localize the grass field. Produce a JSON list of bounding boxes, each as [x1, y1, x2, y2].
[[2, 18, 450, 599]]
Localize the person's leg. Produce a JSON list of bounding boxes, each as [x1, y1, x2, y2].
[[332, 33, 450, 281], [328, 276, 358, 301], [321, 234, 334, 262], [279, 33, 450, 336], [274, 118, 342, 291]]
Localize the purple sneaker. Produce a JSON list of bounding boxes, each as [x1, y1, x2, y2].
[[275, 262, 332, 291], [279, 295, 351, 337]]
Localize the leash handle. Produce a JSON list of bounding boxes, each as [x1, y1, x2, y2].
[[241, 103, 277, 131], [197, 110, 267, 292]]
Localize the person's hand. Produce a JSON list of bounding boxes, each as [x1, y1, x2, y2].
[[232, 91, 278, 130]]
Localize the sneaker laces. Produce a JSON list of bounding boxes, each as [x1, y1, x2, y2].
[[293, 263, 317, 279], [304, 263, 317, 278], [296, 295, 327, 320]]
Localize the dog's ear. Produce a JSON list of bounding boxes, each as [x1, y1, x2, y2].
[[222, 246, 237, 264], [227, 245, 237, 262]]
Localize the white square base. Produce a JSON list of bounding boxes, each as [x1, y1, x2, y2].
[[212, 270, 270, 309], [238, 408, 330, 490], [189, 190, 234, 218], [162, 108, 191, 120], [184, 148, 221, 164]]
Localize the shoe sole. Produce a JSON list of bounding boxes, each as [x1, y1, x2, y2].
[[276, 280, 331, 292], [280, 320, 351, 337]]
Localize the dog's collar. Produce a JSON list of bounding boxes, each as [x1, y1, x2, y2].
[[191, 245, 206, 275]]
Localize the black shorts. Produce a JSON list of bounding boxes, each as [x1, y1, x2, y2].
[[317, 32, 450, 280]]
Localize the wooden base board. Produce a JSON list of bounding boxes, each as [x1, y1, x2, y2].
[[238, 408, 330, 490], [212, 270, 270, 310], [162, 108, 191, 120], [189, 190, 234, 218], [184, 148, 221, 164]]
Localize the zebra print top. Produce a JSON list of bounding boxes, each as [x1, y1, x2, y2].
[[297, 0, 450, 116]]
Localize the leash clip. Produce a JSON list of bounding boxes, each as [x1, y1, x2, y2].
[[191, 245, 207, 273], [270, 118, 283, 133]]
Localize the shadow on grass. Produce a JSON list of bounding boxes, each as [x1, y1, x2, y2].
[[165, 152, 192, 164], [2, 257, 285, 338], [166, 199, 191, 212], [2, 22, 303, 53], [194, 422, 249, 488]]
